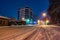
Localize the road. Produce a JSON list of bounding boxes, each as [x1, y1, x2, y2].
[[25, 25, 60, 40], [0, 25, 60, 40]]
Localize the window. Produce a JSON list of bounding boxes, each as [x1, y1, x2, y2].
[[3, 20, 5, 24], [0, 20, 2, 24]]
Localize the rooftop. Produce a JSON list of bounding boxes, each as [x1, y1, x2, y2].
[[0, 16, 10, 19]]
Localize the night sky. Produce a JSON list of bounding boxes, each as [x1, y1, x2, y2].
[[0, 0, 49, 19]]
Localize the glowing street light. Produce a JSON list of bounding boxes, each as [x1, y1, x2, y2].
[[26, 19, 30, 22], [42, 12, 47, 25], [22, 17, 25, 21], [46, 20, 49, 23], [42, 12, 46, 17], [46, 20, 50, 25], [37, 20, 40, 25]]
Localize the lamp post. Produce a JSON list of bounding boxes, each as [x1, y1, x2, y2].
[[21, 17, 26, 25], [42, 12, 47, 25]]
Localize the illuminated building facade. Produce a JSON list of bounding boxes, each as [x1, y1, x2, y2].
[[18, 7, 34, 21]]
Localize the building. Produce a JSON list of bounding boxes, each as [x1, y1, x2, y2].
[[9, 17, 16, 22], [48, 0, 60, 24], [0, 16, 9, 26], [18, 7, 34, 21], [8, 17, 18, 25]]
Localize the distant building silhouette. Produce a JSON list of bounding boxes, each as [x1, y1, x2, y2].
[[0, 16, 9, 26], [18, 7, 34, 21], [48, 0, 60, 24]]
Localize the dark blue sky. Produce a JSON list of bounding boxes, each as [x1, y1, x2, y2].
[[0, 0, 49, 19]]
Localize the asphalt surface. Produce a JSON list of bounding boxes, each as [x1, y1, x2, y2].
[[0, 25, 60, 40], [25, 25, 60, 40]]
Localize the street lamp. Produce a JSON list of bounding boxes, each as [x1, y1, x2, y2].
[[46, 20, 50, 25], [42, 13, 46, 17], [42, 12, 47, 25], [22, 17, 25, 21], [37, 20, 40, 25]]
